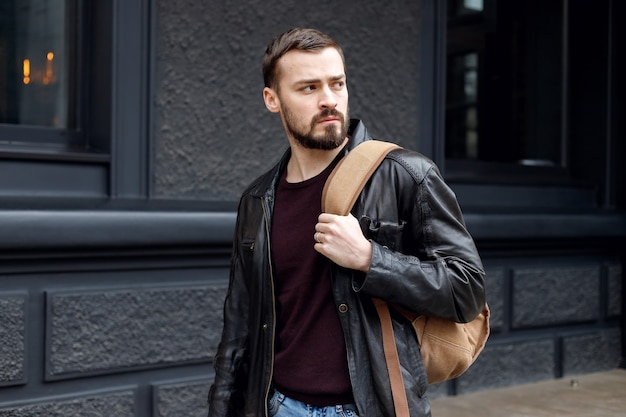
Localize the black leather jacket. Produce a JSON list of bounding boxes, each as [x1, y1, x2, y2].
[[208, 119, 486, 417]]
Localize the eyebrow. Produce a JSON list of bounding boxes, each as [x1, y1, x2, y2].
[[294, 74, 346, 86]]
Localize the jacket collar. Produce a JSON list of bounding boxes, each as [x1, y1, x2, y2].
[[345, 118, 371, 151]]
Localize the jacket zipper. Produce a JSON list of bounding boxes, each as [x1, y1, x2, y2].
[[262, 195, 276, 417]]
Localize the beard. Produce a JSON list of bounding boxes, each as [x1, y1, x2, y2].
[[281, 104, 349, 150]]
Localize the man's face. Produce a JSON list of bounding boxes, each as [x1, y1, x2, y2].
[[265, 47, 349, 150]]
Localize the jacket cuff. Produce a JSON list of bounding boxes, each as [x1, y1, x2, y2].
[[351, 240, 382, 292]]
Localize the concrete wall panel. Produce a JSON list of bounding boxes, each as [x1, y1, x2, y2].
[[153, 378, 211, 417], [0, 390, 136, 416], [45, 285, 225, 379], [0, 293, 27, 387], [512, 266, 600, 328]]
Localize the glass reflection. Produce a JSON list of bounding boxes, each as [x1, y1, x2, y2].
[[0, 0, 72, 128]]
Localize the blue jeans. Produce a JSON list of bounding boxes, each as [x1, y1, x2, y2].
[[268, 390, 359, 417]]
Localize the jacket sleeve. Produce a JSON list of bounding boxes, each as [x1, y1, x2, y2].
[[354, 159, 486, 323], [207, 225, 250, 417]]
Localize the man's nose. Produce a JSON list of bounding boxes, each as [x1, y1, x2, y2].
[[319, 86, 337, 109]]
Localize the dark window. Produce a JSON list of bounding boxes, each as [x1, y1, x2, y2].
[[446, 0, 567, 182], [0, 0, 80, 146]]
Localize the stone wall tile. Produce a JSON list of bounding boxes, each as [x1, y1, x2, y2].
[[512, 266, 599, 328], [0, 390, 135, 416], [153, 379, 211, 417], [607, 265, 622, 318], [456, 339, 555, 393], [563, 329, 622, 375], [46, 285, 226, 378], [485, 268, 504, 332], [0, 294, 27, 386]]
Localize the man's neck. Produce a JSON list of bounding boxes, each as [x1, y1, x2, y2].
[[285, 138, 348, 183]]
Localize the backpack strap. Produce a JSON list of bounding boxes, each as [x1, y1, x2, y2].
[[322, 139, 410, 416], [373, 298, 411, 417], [322, 140, 400, 215]]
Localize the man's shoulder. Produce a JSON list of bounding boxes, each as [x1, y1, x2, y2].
[[381, 144, 437, 171], [387, 146, 435, 165], [241, 166, 278, 198], [235, 145, 289, 198]]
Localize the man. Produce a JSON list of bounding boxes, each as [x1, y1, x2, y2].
[[208, 28, 486, 417]]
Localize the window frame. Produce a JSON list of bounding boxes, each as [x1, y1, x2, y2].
[[418, 0, 615, 211], [0, 0, 151, 202]]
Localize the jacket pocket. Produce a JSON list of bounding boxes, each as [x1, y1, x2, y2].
[[359, 216, 406, 251], [240, 238, 256, 268]]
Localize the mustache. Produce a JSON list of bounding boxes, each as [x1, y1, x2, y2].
[[312, 108, 344, 123]]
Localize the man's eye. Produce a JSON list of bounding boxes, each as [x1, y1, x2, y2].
[[302, 85, 315, 92], [333, 81, 344, 88]]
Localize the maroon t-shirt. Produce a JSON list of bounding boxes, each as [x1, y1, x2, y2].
[[270, 158, 353, 406]]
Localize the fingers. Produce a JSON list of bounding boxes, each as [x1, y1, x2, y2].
[[317, 212, 338, 224], [314, 213, 357, 243], [316, 212, 351, 232], [312, 213, 372, 272]]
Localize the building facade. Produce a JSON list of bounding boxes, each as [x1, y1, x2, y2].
[[0, 0, 624, 416]]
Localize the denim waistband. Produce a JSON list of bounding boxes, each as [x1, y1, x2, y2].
[[272, 389, 358, 413], [338, 403, 358, 412]]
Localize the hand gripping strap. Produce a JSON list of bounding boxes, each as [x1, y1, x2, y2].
[[322, 140, 400, 215]]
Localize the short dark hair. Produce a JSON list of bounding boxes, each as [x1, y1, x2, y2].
[[262, 28, 345, 90]]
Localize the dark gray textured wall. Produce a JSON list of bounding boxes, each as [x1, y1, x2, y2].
[[0, 294, 26, 386], [46, 285, 225, 379], [1, 250, 620, 414], [154, 379, 211, 417], [0, 391, 136, 416], [0, 261, 222, 416], [428, 260, 623, 398], [153, 0, 421, 200]]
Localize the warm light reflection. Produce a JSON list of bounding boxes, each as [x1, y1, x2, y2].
[[23, 58, 31, 84], [22, 52, 56, 85], [43, 51, 54, 85]]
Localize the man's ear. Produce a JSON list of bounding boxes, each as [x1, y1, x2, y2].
[[263, 87, 280, 113]]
